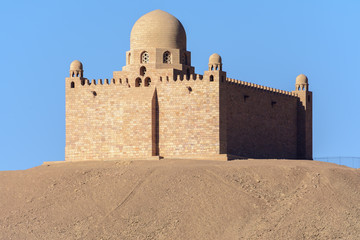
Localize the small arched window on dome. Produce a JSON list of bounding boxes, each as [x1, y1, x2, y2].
[[141, 51, 149, 64], [163, 51, 171, 64], [135, 77, 142, 87]]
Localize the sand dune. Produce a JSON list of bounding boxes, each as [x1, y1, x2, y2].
[[0, 159, 359, 239]]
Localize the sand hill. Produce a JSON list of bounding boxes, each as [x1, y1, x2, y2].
[[0, 159, 359, 239]]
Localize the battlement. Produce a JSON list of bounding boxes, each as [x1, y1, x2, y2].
[[68, 77, 130, 88], [173, 73, 204, 81], [225, 77, 298, 97], [68, 75, 298, 99], [68, 73, 210, 89]]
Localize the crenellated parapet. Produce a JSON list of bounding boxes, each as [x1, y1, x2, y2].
[[173, 73, 204, 81], [68, 77, 131, 88], [225, 77, 298, 97]]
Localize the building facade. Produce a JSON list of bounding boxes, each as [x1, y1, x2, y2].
[[65, 10, 312, 161]]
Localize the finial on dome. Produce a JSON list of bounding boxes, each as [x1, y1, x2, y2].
[[208, 53, 222, 71], [295, 74, 309, 91], [70, 60, 84, 78]]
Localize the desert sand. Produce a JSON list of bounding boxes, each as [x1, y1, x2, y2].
[[0, 159, 359, 239]]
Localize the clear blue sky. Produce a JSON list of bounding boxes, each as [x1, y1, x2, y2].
[[1, 0, 359, 170]]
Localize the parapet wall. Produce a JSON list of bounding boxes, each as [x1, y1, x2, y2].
[[225, 77, 298, 97], [223, 77, 299, 159], [65, 71, 221, 161], [65, 70, 309, 161]]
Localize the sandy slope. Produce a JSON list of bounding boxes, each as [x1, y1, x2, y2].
[[0, 159, 359, 240]]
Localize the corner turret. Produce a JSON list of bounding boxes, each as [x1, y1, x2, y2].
[[295, 74, 308, 91], [293, 73, 312, 160], [208, 53, 222, 71], [204, 53, 226, 83], [70, 60, 83, 79]]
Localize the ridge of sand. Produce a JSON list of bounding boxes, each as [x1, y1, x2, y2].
[[0, 159, 359, 239]]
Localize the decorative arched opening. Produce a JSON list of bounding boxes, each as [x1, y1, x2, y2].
[[211, 66, 214, 71], [186, 69, 190, 80], [128, 52, 131, 65], [152, 89, 159, 156], [210, 75, 214, 82], [71, 82, 75, 88], [144, 77, 151, 87], [163, 51, 171, 64], [71, 72, 75, 77], [141, 51, 149, 63], [135, 78, 142, 87], [140, 66, 146, 76], [182, 53, 188, 65]]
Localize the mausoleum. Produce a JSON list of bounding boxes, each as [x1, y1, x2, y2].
[[65, 10, 312, 161]]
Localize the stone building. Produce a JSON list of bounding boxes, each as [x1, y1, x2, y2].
[[65, 9, 312, 161]]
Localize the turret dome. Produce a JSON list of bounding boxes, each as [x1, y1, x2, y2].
[[209, 53, 222, 64], [130, 10, 187, 50], [70, 60, 83, 70], [296, 74, 308, 84]]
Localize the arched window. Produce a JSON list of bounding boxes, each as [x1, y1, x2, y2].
[[210, 75, 214, 82], [128, 53, 131, 64], [163, 51, 171, 64], [182, 53, 188, 65], [141, 51, 149, 63], [71, 82, 75, 88], [135, 78, 142, 87], [140, 66, 146, 76], [144, 77, 151, 87]]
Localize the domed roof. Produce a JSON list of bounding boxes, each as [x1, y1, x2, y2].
[[130, 10, 186, 50], [296, 74, 308, 84], [209, 53, 222, 64], [70, 60, 83, 70]]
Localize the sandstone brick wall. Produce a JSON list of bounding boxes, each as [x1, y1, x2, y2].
[[65, 74, 221, 161], [223, 82, 299, 159], [65, 72, 311, 161], [157, 76, 221, 157], [65, 78, 154, 161]]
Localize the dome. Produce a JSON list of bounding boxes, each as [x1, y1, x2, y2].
[[209, 53, 222, 64], [70, 60, 83, 70], [296, 74, 308, 84], [130, 10, 186, 50]]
